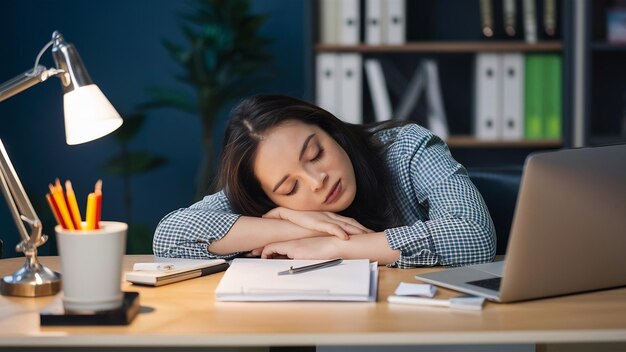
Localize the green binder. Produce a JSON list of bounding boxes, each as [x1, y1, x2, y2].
[[524, 54, 544, 139], [543, 54, 562, 139]]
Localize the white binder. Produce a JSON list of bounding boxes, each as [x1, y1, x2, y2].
[[365, 0, 384, 45], [423, 60, 449, 139], [316, 53, 340, 116], [340, 0, 360, 45], [474, 53, 502, 140], [319, 0, 340, 44], [501, 53, 525, 140], [386, 0, 406, 44], [338, 53, 363, 124], [364, 59, 392, 122]]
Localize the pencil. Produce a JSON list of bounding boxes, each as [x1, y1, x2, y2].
[[49, 180, 75, 230], [85, 192, 97, 231], [65, 180, 83, 230], [45, 193, 65, 229], [94, 179, 102, 230]]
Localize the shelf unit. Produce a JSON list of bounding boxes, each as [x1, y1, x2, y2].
[[315, 43, 565, 152], [316, 41, 564, 53], [309, 0, 573, 165], [586, 0, 626, 146]]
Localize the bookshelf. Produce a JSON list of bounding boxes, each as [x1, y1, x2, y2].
[[309, 0, 572, 166], [316, 41, 563, 53], [587, 0, 626, 147]]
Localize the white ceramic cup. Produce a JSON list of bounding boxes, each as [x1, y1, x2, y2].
[[56, 221, 127, 312]]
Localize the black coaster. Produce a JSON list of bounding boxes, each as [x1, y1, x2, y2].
[[40, 291, 140, 326]]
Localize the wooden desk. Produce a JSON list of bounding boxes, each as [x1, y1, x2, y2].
[[1, 255, 626, 349]]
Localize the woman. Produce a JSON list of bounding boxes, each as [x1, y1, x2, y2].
[[153, 94, 496, 268]]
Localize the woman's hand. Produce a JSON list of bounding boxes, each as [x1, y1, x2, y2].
[[260, 237, 342, 260], [262, 207, 373, 240]]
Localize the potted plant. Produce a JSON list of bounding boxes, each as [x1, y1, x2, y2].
[[146, 0, 273, 199]]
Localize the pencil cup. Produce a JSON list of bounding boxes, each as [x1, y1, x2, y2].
[[56, 221, 127, 312]]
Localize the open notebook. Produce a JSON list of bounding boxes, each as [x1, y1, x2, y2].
[[215, 258, 378, 302]]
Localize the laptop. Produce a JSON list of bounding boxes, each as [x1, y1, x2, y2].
[[416, 144, 626, 303]]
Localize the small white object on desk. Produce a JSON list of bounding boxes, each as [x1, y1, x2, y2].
[[394, 282, 437, 298], [388, 294, 486, 311]]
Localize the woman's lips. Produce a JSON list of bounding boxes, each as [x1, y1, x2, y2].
[[324, 180, 342, 204]]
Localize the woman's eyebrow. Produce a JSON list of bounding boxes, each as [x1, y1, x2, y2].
[[298, 133, 316, 161], [272, 133, 317, 193]]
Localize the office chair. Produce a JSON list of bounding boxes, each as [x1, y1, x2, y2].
[[468, 166, 522, 255]]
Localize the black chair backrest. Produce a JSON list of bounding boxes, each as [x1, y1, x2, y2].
[[468, 166, 522, 255]]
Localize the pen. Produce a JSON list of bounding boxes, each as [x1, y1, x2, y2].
[[277, 258, 343, 276]]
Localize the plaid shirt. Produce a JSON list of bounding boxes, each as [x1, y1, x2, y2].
[[153, 124, 496, 268]]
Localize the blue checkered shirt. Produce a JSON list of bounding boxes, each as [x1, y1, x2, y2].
[[153, 124, 496, 268]]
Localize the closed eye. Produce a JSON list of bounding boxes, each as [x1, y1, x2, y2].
[[286, 181, 299, 196], [311, 147, 324, 162]]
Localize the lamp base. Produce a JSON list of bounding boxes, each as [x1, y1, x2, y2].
[[1, 258, 61, 297]]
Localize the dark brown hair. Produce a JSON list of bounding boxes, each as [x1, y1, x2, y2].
[[216, 94, 400, 231]]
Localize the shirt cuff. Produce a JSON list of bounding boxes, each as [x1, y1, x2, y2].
[[384, 223, 439, 268]]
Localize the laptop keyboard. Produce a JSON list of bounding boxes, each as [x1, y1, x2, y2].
[[466, 277, 502, 291]]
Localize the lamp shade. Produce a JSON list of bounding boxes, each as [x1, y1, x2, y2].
[[63, 84, 123, 145]]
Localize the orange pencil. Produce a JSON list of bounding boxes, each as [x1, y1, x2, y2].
[[65, 180, 83, 230], [85, 192, 97, 231], [49, 181, 75, 231], [94, 179, 102, 230], [45, 193, 65, 229]]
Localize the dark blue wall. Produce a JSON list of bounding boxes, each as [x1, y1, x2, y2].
[[0, 0, 309, 257]]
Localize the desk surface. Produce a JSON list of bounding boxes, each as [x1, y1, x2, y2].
[[1, 255, 626, 347]]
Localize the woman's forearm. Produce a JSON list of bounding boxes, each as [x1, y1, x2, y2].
[[336, 232, 401, 265], [260, 232, 401, 265], [208, 216, 318, 255]]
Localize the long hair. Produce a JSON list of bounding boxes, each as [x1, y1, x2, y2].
[[216, 94, 400, 231]]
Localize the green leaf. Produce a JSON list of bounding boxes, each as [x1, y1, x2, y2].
[[101, 151, 168, 176]]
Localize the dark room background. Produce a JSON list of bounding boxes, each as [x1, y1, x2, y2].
[[0, 0, 311, 257]]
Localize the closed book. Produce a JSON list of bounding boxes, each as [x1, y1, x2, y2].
[[501, 53, 525, 140], [522, 0, 538, 43], [524, 54, 544, 139], [125, 259, 228, 287], [543, 54, 562, 139], [474, 53, 502, 140]]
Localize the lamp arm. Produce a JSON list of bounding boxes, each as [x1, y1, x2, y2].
[[0, 140, 45, 253], [0, 65, 65, 103]]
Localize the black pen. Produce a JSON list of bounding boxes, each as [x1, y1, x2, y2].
[[277, 258, 343, 276]]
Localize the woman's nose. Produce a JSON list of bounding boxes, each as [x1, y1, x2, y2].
[[305, 169, 328, 191]]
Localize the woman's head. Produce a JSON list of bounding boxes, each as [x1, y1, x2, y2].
[[217, 94, 396, 230]]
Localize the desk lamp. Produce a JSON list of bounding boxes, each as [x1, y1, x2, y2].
[[0, 31, 123, 297]]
